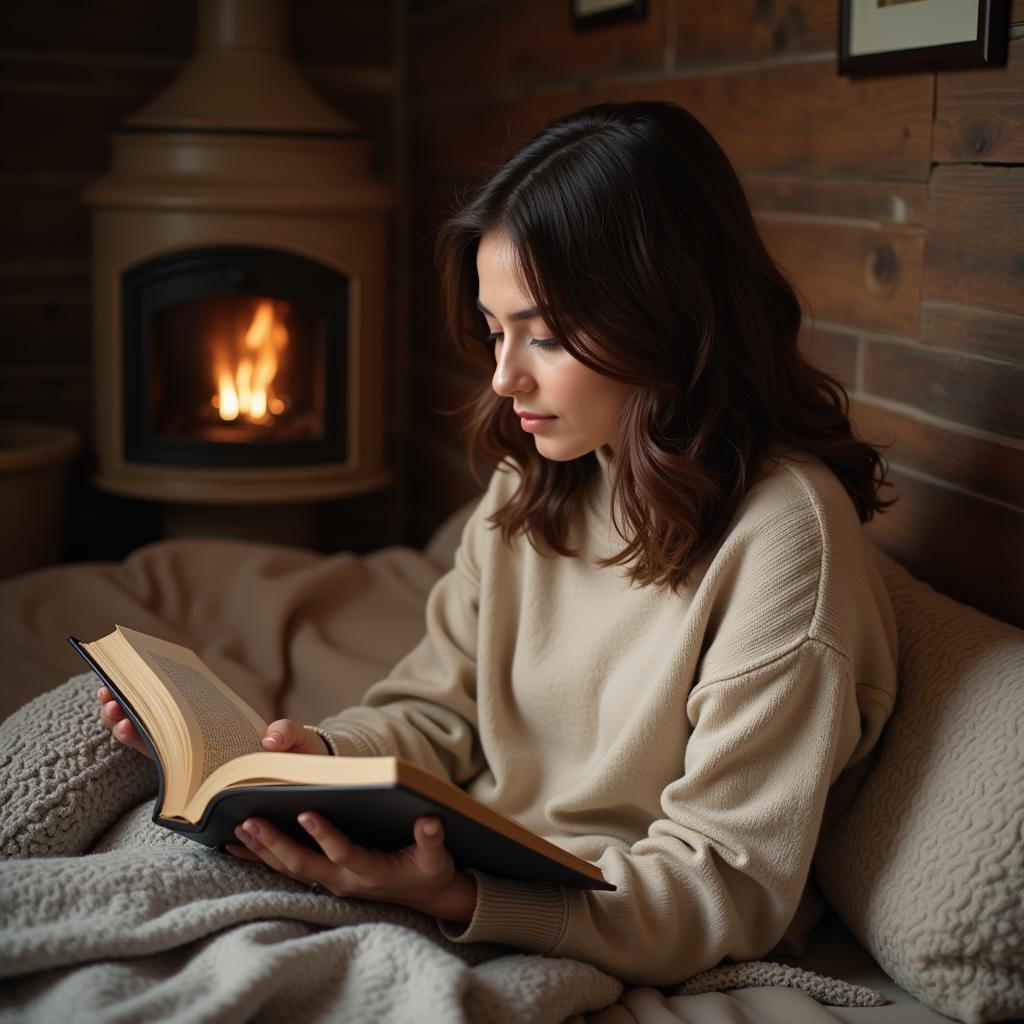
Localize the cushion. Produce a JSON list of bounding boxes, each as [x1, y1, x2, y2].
[[814, 549, 1024, 1024]]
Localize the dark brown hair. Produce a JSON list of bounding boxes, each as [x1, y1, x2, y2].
[[434, 100, 890, 590]]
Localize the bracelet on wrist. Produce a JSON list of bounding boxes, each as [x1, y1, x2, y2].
[[302, 725, 339, 755]]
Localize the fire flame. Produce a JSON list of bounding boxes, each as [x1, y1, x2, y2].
[[211, 300, 288, 424]]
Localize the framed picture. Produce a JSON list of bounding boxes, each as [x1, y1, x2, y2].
[[571, 0, 646, 32], [839, 0, 1009, 77]]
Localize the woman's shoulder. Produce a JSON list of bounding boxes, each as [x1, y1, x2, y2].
[[695, 453, 893, 676], [742, 451, 854, 525], [723, 452, 868, 568]]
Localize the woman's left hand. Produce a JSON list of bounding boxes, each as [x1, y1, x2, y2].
[[226, 812, 478, 923]]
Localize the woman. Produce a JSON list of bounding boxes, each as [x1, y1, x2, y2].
[[99, 100, 898, 985]]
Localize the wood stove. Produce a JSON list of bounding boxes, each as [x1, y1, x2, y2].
[[84, 0, 392, 520]]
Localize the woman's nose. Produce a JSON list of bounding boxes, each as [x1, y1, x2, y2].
[[491, 342, 535, 397]]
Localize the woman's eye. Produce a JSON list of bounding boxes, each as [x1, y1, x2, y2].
[[483, 331, 559, 351]]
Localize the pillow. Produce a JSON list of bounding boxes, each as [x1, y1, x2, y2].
[[814, 549, 1024, 1024]]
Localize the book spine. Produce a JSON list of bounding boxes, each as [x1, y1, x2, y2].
[[67, 636, 169, 827]]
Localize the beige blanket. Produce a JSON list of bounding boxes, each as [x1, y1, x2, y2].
[[0, 535, 453, 726]]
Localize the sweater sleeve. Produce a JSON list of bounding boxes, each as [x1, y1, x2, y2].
[[315, 491, 489, 785], [441, 637, 868, 986]]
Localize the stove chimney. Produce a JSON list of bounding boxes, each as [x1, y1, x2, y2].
[[125, 0, 358, 135]]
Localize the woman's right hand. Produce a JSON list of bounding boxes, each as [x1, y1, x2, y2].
[[97, 688, 330, 759]]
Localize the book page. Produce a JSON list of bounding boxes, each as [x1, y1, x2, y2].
[[147, 650, 265, 787], [114, 627, 268, 797]]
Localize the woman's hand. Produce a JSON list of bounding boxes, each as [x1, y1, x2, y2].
[[97, 686, 152, 758], [259, 718, 331, 756], [97, 690, 330, 759], [226, 812, 478, 923]]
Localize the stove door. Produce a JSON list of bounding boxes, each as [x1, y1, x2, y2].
[[122, 246, 348, 467]]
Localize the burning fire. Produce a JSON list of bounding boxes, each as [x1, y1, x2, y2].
[[211, 300, 289, 424]]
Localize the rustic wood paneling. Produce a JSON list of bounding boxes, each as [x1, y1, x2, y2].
[[412, 92, 585, 180], [865, 468, 1024, 628], [746, 175, 929, 225], [0, 178, 90, 264], [291, 0, 394, 66], [919, 302, 1024, 365], [674, 0, 837, 63], [934, 39, 1024, 164], [0, 363, 92, 441], [305, 81, 396, 177], [412, 62, 934, 182], [410, 360, 482, 445], [760, 217, 923, 336], [411, 0, 667, 95], [610, 64, 934, 181], [0, 0, 391, 67], [862, 338, 1024, 439], [317, 487, 403, 554], [923, 165, 1024, 318], [0, 286, 91, 368], [851, 399, 1024, 509], [407, 436, 484, 545], [0, 79, 177, 176], [411, 239, 456, 364], [798, 324, 859, 390], [0, 1, 194, 54]]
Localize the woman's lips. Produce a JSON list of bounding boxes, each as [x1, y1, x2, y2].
[[518, 413, 557, 433]]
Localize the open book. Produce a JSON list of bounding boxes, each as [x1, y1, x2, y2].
[[70, 626, 613, 891]]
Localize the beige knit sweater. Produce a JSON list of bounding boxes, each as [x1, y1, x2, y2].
[[319, 448, 898, 986]]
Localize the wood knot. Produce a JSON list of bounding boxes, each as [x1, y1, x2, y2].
[[772, 5, 807, 52], [864, 243, 900, 296], [959, 115, 1004, 159]]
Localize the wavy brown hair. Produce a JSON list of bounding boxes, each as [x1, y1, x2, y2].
[[434, 101, 890, 590]]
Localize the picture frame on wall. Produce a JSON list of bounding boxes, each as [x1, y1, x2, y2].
[[839, 0, 1009, 77], [571, 0, 646, 32]]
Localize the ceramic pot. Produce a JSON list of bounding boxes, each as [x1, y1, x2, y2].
[[0, 422, 79, 579]]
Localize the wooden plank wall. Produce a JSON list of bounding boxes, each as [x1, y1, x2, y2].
[[407, 0, 1024, 627], [0, 0, 406, 558]]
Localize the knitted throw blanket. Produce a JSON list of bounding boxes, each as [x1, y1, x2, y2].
[[0, 675, 886, 1023]]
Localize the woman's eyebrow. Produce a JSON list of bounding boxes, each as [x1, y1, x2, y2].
[[475, 299, 543, 322]]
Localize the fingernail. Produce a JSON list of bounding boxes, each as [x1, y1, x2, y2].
[[423, 820, 439, 837], [298, 814, 317, 832], [244, 821, 260, 838], [266, 732, 283, 746]]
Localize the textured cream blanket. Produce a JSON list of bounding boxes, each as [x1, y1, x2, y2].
[[0, 674, 624, 1023]]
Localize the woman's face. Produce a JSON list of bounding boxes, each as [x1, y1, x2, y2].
[[476, 231, 631, 461]]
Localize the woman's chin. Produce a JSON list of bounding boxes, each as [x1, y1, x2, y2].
[[532, 436, 591, 463]]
